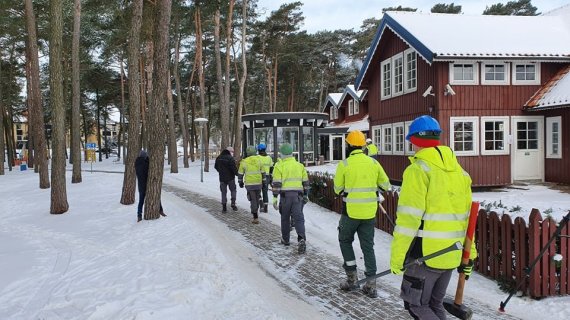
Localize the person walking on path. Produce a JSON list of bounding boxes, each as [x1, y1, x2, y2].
[[214, 146, 238, 213], [272, 143, 309, 254], [135, 150, 166, 222], [364, 138, 378, 157], [238, 145, 266, 224], [334, 130, 391, 298], [390, 115, 477, 319], [257, 143, 274, 213]]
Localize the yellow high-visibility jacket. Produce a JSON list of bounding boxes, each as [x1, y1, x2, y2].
[[272, 156, 308, 195], [257, 154, 274, 179], [366, 143, 378, 156], [390, 146, 477, 270], [333, 149, 391, 219], [238, 155, 266, 188]]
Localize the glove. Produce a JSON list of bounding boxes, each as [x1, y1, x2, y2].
[[457, 260, 474, 280], [378, 193, 385, 203], [303, 195, 309, 204], [272, 197, 279, 211], [239, 182, 244, 188], [390, 266, 404, 275]]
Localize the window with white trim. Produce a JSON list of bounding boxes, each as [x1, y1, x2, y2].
[[354, 100, 359, 114], [348, 100, 354, 116], [482, 62, 509, 85], [382, 125, 393, 154], [372, 126, 382, 155], [404, 49, 417, 93], [404, 120, 414, 155], [546, 116, 562, 159], [513, 62, 540, 85], [381, 59, 392, 99], [481, 116, 509, 155], [393, 123, 405, 155], [450, 117, 479, 156], [450, 62, 478, 85], [393, 54, 404, 96]]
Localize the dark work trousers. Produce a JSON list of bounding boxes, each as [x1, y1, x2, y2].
[[338, 214, 376, 276], [220, 180, 237, 205], [279, 192, 306, 243], [401, 262, 452, 320], [137, 191, 163, 216], [247, 189, 261, 218], [261, 182, 269, 205]]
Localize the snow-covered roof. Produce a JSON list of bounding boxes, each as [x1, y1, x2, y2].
[[525, 65, 570, 110], [321, 92, 343, 112], [345, 85, 367, 100], [356, 11, 570, 90], [347, 115, 369, 132]]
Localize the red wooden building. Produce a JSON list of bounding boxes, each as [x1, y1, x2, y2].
[[355, 11, 570, 186], [318, 85, 369, 161]]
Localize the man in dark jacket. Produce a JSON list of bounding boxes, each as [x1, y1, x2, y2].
[[214, 147, 238, 212], [135, 150, 166, 222]]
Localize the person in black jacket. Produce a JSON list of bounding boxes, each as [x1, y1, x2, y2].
[[135, 150, 166, 222], [214, 147, 238, 212]]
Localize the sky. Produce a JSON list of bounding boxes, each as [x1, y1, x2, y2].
[[1, 153, 569, 319], [256, 0, 570, 33]]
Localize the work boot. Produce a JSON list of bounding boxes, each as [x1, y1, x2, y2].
[[137, 214, 142, 223], [159, 210, 167, 217], [362, 279, 377, 298], [340, 270, 359, 291], [252, 218, 259, 224], [231, 202, 237, 211], [280, 237, 290, 246], [298, 239, 306, 254], [263, 203, 268, 213], [222, 203, 227, 213]]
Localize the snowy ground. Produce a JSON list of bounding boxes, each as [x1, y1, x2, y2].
[[1, 155, 569, 319]]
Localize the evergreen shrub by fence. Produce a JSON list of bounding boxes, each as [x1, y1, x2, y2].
[[307, 172, 570, 298]]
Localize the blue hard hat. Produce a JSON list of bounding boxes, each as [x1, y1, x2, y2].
[[257, 143, 266, 151], [406, 115, 442, 141]]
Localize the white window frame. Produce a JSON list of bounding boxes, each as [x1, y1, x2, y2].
[[450, 117, 479, 156], [392, 53, 404, 97], [381, 124, 393, 154], [404, 48, 417, 93], [480, 116, 510, 155], [354, 100, 359, 114], [449, 62, 479, 85], [404, 120, 415, 155], [393, 122, 405, 155], [546, 116, 562, 159], [372, 125, 382, 155], [348, 100, 354, 116], [381, 59, 392, 100], [481, 62, 510, 85], [329, 107, 334, 120], [512, 62, 540, 85]]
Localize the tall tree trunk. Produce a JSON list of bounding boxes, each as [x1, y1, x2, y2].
[[166, 70, 178, 173], [71, 0, 82, 183], [223, 0, 234, 148], [173, 27, 188, 168], [49, 0, 69, 214], [233, 0, 247, 159], [119, 59, 125, 162], [120, 0, 143, 205], [185, 42, 199, 163], [0, 58, 4, 175], [195, 6, 209, 171], [213, 3, 227, 148], [145, 0, 172, 220], [24, 0, 49, 188]]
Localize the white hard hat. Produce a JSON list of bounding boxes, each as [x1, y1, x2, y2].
[[366, 138, 372, 143]]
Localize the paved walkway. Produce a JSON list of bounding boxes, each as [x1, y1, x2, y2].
[[163, 183, 518, 320]]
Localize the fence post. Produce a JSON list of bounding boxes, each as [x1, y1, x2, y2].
[[490, 212, 501, 279], [528, 209, 543, 298], [501, 215, 514, 283], [514, 217, 528, 293]]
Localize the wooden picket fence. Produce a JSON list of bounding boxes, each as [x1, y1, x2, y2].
[[308, 172, 570, 298]]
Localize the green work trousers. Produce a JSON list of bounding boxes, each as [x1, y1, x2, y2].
[[338, 214, 377, 277]]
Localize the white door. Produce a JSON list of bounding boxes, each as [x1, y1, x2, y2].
[[511, 116, 544, 181]]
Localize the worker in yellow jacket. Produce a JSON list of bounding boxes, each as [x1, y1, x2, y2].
[[272, 143, 309, 254], [364, 138, 378, 157], [238, 145, 266, 224], [390, 115, 477, 319], [334, 130, 391, 298], [257, 143, 274, 213]]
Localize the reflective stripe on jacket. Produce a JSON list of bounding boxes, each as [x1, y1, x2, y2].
[[272, 156, 308, 195], [238, 156, 266, 186], [333, 149, 391, 219], [257, 154, 274, 174], [390, 146, 476, 270]]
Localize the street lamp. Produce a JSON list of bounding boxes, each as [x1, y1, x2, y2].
[[194, 117, 208, 183]]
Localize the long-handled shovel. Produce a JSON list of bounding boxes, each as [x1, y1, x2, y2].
[[443, 201, 480, 320], [355, 241, 464, 286]]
